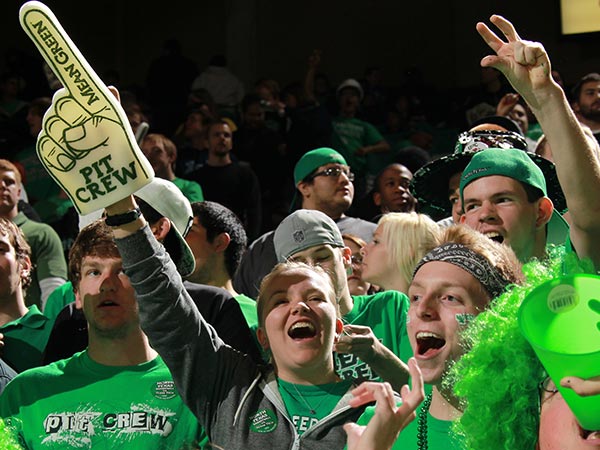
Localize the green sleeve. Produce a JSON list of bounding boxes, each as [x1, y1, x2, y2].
[[363, 122, 385, 146]]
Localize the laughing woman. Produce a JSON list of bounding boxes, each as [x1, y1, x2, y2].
[[107, 193, 423, 449]]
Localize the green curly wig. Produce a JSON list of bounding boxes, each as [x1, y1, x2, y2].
[[448, 245, 592, 450], [0, 418, 20, 450]]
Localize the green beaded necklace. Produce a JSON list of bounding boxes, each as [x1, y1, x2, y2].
[[417, 392, 433, 450]]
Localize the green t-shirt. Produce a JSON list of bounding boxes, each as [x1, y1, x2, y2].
[[352, 394, 462, 450], [0, 305, 52, 373], [43, 282, 76, 322], [13, 212, 67, 309], [0, 351, 201, 449], [172, 177, 204, 203], [234, 293, 258, 330], [332, 116, 385, 176], [234, 293, 265, 362], [277, 378, 353, 435], [389, 400, 463, 450], [336, 290, 412, 382]]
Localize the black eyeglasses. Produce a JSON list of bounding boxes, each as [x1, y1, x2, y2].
[[537, 375, 559, 412], [310, 167, 355, 182], [539, 376, 559, 394]]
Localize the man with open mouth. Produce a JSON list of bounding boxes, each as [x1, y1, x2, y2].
[[392, 223, 524, 450]]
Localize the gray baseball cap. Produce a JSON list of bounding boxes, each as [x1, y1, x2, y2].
[[273, 209, 345, 263]]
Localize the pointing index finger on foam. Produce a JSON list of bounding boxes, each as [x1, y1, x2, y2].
[[19, 1, 113, 115]]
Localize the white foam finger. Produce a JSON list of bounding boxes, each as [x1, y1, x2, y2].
[[55, 95, 91, 127], [38, 134, 77, 172], [19, 1, 154, 216], [19, 1, 117, 121]]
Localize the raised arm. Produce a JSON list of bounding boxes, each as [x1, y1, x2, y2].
[[477, 15, 600, 269]]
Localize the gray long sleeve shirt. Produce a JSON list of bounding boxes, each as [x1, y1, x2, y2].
[[116, 225, 367, 450]]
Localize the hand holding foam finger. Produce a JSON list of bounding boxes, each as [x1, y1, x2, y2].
[[19, 1, 153, 215]]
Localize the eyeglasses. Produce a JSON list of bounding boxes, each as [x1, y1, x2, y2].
[[537, 375, 559, 412], [539, 376, 559, 395], [351, 254, 363, 266], [310, 167, 355, 182]]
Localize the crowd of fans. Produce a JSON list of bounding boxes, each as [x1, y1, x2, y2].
[[0, 9, 599, 450]]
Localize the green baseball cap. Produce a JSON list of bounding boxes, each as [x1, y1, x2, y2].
[[460, 148, 547, 201], [293, 147, 348, 185], [460, 148, 570, 247]]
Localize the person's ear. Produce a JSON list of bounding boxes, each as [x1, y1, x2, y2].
[[213, 232, 231, 253], [341, 246, 352, 265], [297, 181, 312, 198], [150, 217, 171, 241], [256, 327, 269, 350], [373, 191, 382, 207], [536, 197, 554, 228], [19, 256, 31, 286], [335, 318, 344, 336], [74, 287, 82, 310]]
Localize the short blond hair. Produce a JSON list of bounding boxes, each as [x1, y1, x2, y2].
[[377, 212, 443, 288]]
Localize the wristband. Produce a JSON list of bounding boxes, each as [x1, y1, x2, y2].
[[104, 207, 142, 227]]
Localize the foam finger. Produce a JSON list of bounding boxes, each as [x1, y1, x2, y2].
[[19, 1, 118, 120], [55, 95, 91, 127], [38, 134, 77, 172]]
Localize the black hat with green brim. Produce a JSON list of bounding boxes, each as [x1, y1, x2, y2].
[[410, 129, 567, 221]]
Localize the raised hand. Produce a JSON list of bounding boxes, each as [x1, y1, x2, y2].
[[344, 358, 424, 450], [335, 324, 379, 363], [495, 92, 520, 117], [476, 15, 558, 110], [19, 1, 153, 215]]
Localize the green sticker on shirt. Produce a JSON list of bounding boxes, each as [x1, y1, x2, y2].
[[249, 409, 278, 433], [152, 380, 177, 400]]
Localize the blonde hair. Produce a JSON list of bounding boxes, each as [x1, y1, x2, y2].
[[377, 212, 443, 288]]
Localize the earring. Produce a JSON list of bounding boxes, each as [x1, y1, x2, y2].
[[346, 266, 353, 276]]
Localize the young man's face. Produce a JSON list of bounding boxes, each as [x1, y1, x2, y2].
[[206, 123, 233, 155], [0, 170, 21, 217], [288, 243, 350, 300], [575, 81, 600, 122], [75, 256, 139, 339], [0, 231, 27, 300], [184, 216, 218, 284], [243, 102, 265, 129], [141, 137, 174, 177], [538, 377, 600, 449], [299, 163, 354, 212], [338, 88, 360, 115], [184, 112, 206, 139], [508, 103, 529, 135], [344, 238, 370, 296], [460, 175, 542, 262], [256, 268, 342, 383], [407, 261, 490, 385], [373, 164, 416, 213]]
